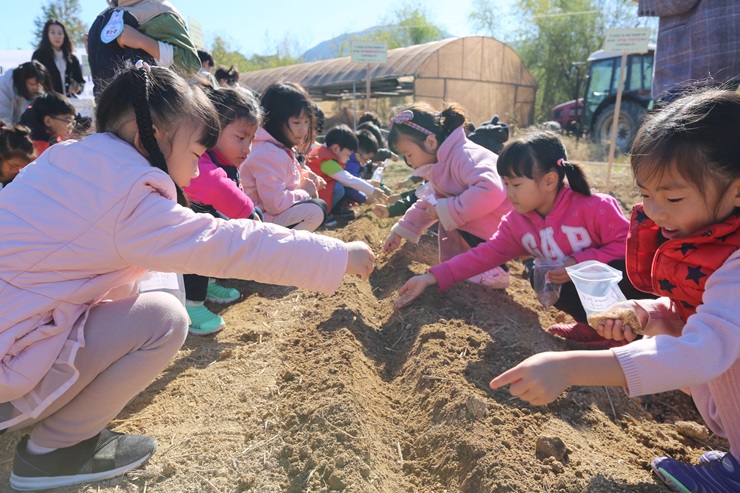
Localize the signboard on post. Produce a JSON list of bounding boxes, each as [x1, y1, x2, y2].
[[601, 27, 651, 192], [350, 41, 388, 120], [351, 41, 388, 64], [603, 27, 651, 54], [188, 17, 205, 49]]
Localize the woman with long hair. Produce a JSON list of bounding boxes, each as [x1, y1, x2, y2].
[[32, 20, 85, 97]]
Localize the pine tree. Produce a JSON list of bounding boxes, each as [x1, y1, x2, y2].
[[34, 0, 87, 47]]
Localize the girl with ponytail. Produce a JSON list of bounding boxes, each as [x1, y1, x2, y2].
[[397, 131, 644, 348], [0, 63, 374, 490], [382, 102, 512, 287]]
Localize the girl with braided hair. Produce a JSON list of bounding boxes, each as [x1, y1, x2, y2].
[[0, 63, 374, 490], [396, 131, 643, 349], [382, 102, 512, 288]]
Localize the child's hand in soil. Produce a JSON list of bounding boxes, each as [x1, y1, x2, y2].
[[395, 273, 437, 308], [372, 187, 389, 203], [383, 232, 402, 253], [345, 241, 375, 280], [489, 352, 573, 406], [372, 204, 390, 219]]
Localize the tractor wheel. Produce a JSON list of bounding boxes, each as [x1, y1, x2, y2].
[[592, 101, 646, 153]]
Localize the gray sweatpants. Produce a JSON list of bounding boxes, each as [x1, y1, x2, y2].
[[10, 292, 188, 448]]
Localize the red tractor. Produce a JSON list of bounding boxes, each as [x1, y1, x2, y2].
[[552, 46, 655, 152]]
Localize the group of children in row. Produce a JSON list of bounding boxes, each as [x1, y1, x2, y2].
[[0, 35, 738, 490]]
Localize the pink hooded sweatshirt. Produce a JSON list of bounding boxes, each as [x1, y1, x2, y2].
[[0, 132, 348, 429], [240, 127, 311, 222], [391, 127, 512, 262], [430, 186, 629, 290]]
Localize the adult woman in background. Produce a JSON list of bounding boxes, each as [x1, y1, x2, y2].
[[32, 20, 86, 98]]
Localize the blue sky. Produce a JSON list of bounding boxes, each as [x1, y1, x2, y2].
[[4, 1, 482, 54]]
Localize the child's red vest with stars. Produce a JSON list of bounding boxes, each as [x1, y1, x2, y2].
[[626, 205, 740, 322]]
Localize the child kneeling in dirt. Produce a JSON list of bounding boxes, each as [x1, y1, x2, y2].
[[306, 124, 387, 219], [490, 88, 740, 493], [382, 102, 512, 288], [0, 63, 375, 491], [396, 131, 645, 349]]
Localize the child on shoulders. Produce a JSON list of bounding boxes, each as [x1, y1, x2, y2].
[[87, 0, 200, 95], [490, 88, 740, 492]]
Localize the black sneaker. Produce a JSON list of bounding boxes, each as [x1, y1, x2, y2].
[[332, 207, 355, 219], [11, 430, 156, 490], [322, 214, 338, 228]]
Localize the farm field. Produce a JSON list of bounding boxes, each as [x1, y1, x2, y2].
[[0, 160, 725, 493]]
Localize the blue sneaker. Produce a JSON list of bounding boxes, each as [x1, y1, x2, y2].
[[652, 452, 740, 493], [699, 450, 727, 465]]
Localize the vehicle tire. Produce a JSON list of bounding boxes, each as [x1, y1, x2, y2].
[[592, 101, 646, 153]]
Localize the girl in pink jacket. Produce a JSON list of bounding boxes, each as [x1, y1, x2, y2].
[[382, 103, 512, 288], [240, 82, 328, 231], [0, 64, 374, 491], [397, 132, 644, 348], [181, 86, 263, 336]]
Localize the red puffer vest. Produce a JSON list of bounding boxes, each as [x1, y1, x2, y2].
[[626, 205, 740, 322], [306, 146, 344, 210]]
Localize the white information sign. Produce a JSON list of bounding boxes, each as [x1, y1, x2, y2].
[[351, 41, 388, 64], [603, 27, 651, 54]]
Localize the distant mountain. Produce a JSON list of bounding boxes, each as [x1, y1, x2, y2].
[[302, 26, 452, 62]]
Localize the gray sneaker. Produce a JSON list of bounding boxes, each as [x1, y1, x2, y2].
[[11, 430, 156, 490]]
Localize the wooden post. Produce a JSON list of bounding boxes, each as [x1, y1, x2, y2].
[[366, 63, 371, 111], [606, 53, 627, 193], [353, 81, 357, 130]]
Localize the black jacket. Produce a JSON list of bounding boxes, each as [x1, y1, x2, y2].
[[87, 8, 155, 97], [32, 49, 85, 97]]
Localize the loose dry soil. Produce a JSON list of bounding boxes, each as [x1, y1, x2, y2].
[[0, 163, 728, 492]]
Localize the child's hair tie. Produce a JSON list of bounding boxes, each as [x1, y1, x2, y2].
[[135, 60, 152, 74], [388, 109, 435, 137], [557, 158, 572, 169]]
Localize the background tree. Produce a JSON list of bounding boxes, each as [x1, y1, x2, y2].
[[210, 35, 303, 75], [469, 0, 652, 122], [468, 0, 500, 38], [329, 2, 445, 57], [34, 0, 87, 47], [377, 4, 445, 49]]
